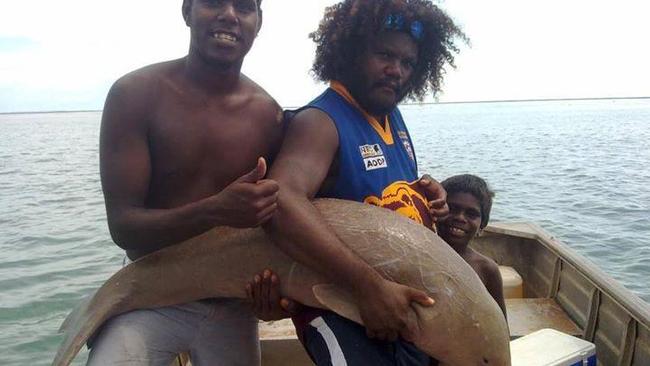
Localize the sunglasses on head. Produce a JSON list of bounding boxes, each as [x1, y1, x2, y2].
[[383, 14, 424, 41]]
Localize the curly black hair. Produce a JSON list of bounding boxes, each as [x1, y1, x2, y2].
[[311, 0, 467, 101], [441, 174, 494, 229]]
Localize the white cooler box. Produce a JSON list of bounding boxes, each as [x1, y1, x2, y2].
[[511, 328, 596, 366]]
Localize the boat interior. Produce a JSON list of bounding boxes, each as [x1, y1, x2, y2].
[[176, 222, 650, 366]]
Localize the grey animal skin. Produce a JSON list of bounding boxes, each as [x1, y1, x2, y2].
[[53, 199, 510, 366]]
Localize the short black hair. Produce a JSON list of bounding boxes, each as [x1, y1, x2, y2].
[[441, 174, 494, 229], [310, 0, 467, 101], [182, 0, 263, 14]]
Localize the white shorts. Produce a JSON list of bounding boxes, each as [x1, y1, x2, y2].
[[86, 258, 260, 365]]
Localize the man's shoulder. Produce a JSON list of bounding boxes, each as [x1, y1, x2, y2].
[[238, 75, 282, 121], [391, 106, 407, 122], [111, 59, 184, 97], [240, 75, 277, 105], [290, 88, 343, 123], [102, 60, 185, 126]]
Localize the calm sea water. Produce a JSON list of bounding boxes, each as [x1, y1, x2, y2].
[[1, 99, 649, 364]]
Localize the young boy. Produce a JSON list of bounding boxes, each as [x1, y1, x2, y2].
[[436, 174, 507, 318]]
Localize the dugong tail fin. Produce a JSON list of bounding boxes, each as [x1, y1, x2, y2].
[[312, 284, 363, 324], [52, 295, 98, 366], [58, 292, 95, 333], [52, 277, 132, 366]]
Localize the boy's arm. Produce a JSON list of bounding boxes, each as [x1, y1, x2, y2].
[[483, 261, 507, 319], [246, 269, 302, 321]]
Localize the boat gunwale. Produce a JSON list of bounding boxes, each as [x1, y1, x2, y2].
[[484, 222, 650, 331]]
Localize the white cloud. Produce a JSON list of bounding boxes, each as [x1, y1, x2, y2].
[[440, 0, 650, 101], [1, 0, 649, 112], [244, 1, 339, 107], [0, 1, 188, 111]]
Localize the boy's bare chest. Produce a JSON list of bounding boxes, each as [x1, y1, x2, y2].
[[147, 107, 279, 188], [152, 113, 265, 151]]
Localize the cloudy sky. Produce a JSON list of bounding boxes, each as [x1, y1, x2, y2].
[[1, 0, 649, 113]]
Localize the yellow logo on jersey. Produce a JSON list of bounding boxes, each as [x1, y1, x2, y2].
[[363, 181, 434, 230]]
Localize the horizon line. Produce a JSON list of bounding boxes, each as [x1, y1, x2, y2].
[[2, 96, 649, 115]]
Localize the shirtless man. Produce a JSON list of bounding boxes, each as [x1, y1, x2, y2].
[[89, 0, 281, 364]]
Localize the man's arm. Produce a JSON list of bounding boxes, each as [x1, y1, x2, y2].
[[418, 174, 449, 222], [264, 109, 433, 341], [100, 78, 278, 253]]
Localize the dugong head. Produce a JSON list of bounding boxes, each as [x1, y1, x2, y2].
[[412, 299, 511, 366]]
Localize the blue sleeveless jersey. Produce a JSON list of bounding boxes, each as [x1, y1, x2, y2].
[[290, 87, 436, 336], [303, 87, 434, 229]]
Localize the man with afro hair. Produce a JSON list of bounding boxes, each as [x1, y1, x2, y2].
[[251, 0, 467, 365]]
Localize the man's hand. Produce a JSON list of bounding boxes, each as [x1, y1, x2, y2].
[[246, 269, 301, 321], [418, 174, 449, 222], [356, 278, 434, 342], [210, 157, 280, 228]]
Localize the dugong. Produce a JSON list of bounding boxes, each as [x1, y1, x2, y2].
[[53, 199, 510, 366]]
